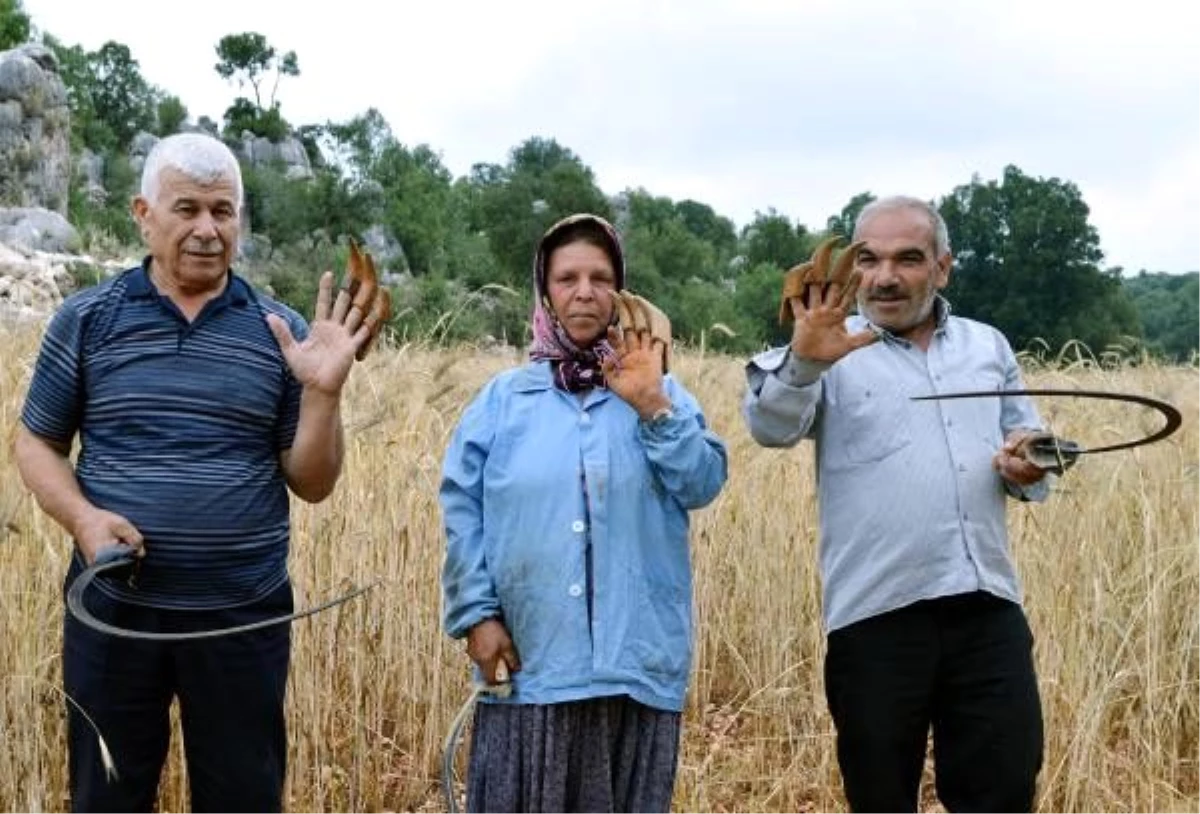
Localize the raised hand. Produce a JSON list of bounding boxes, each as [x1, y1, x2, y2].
[[601, 291, 673, 419], [781, 236, 878, 362], [266, 241, 392, 395]]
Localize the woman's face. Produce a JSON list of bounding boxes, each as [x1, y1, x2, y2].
[[545, 240, 617, 346]]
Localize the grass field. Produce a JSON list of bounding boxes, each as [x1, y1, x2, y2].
[[1, 322, 1196, 812]]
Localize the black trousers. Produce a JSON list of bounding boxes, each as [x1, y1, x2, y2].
[[62, 560, 292, 813], [824, 591, 1043, 813]]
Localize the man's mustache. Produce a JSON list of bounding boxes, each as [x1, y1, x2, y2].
[[183, 242, 223, 254]]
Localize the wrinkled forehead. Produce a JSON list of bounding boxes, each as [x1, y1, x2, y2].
[[154, 168, 240, 208], [547, 238, 616, 268], [857, 209, 938, 256]]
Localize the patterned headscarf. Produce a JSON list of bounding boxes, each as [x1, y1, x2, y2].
[[529, 213, 627, 392]]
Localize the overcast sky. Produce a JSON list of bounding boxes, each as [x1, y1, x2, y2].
[[20, 0, 1200, 274]]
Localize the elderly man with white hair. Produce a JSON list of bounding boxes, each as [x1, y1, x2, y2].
[[14, 131, 388, 812]]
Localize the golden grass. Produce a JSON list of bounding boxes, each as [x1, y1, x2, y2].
[[1, 321, 1196, 812]]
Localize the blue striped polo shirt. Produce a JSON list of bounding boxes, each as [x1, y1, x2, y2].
[[21, 260, 309, 610]]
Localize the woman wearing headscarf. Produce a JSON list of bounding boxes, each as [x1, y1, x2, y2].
[[440, 213, 729, 812]]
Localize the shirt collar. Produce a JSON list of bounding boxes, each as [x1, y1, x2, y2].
[[513, 360, 614, 407], [861, 294, 952, 346], [125, 256, 250, 307]]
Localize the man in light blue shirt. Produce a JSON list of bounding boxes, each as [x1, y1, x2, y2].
[[743, 196, 1050, 813]]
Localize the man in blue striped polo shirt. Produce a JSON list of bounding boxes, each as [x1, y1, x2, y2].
[[743, 197, 1050, 812], [14, 132, 384, 812]]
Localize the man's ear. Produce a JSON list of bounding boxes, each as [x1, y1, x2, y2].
[[934, 252, 953, 289], [130, 197, 151, 240]]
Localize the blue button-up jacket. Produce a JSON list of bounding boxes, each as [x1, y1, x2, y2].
[[440, 361, 728, 712]]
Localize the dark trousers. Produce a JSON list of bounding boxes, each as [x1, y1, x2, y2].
[[824, 591, 1043, 813], [62, 561, 292, 813]]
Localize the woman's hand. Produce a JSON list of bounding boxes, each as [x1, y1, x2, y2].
[[601, 292, 672, 419], [467, 618, 521, 685]]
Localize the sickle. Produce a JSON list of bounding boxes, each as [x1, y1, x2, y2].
[[911, 388, 1182, 460], [67, 545, 381, 641], [442, 664, 512, 814]]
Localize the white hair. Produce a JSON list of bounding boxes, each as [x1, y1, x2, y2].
[[140, 133, 243, 209], [854, 195, 951, 256]]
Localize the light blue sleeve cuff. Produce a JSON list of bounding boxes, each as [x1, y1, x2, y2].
[[749, 346, 832, 388]]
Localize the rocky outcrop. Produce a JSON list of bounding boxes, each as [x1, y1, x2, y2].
[[236, 130, 313, 179], [0, 44, 71, 215], [0, 207, 80, 254], [0, 242, 135, 323], [75, 147, 107, 206], [128, 131, 159, 181], [126, 128, 314, 187], [0, 242, 74, 322]]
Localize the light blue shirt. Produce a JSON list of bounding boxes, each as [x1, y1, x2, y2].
[[743, 299, 1048, 633], [440, 360, 728, 712]]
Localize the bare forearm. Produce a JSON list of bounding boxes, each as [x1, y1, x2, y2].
[[283, 388, 345, 503], [14, 426, 92, 538]]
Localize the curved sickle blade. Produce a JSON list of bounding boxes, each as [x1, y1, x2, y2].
[[442, 676, 512, 813], [911, 388, 1182, 455], [67, 548, 381, 641]]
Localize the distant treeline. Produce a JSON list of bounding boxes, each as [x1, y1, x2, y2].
[[4, 3, 1195, 361]]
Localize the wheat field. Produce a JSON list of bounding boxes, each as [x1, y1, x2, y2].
[[1, 320, 1196, 813]]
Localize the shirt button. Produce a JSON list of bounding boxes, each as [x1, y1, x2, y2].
[[958, 464, 967, 472], [571, 520, 586, 533], [568, 584, 583, 597], [946, 419, 953, 427], [579, 413, 591, 425]]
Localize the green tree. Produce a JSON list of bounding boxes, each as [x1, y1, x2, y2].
[[826, 191, 876, 241], [373, 142, 455, 275], [45, 36, 159, 151], [465, 137, 612, 289], [222, 96, 288, 140], [739, 209, 814, 270], [620, 188, 719, 335], [940, 165, 1140, 355], [214, 32, 298, 138], [0, 0, 31, 49], [321, 108, 394, 179], [242, 163, 315, 257], [303, 163, 380, 250], [154, 95, 188, 135], [214, 32, 298, 111], [88, 42, 156, 147], [1123, 271, 1199, 361], [675, 199, 738, 259], [310, 110, 457, 276], [732, 261, 795, 349]]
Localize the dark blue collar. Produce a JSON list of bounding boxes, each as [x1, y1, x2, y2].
[[125, 256, 251, 307]]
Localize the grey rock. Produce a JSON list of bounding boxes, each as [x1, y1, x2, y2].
[[0, 207, 82, 253], [0, 45, 71, 214]]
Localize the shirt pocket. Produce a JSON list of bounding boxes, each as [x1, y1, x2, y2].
[[831, 383, 915, 466], [944, 369, 1008, 449], [626, 582, 691, 679]]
